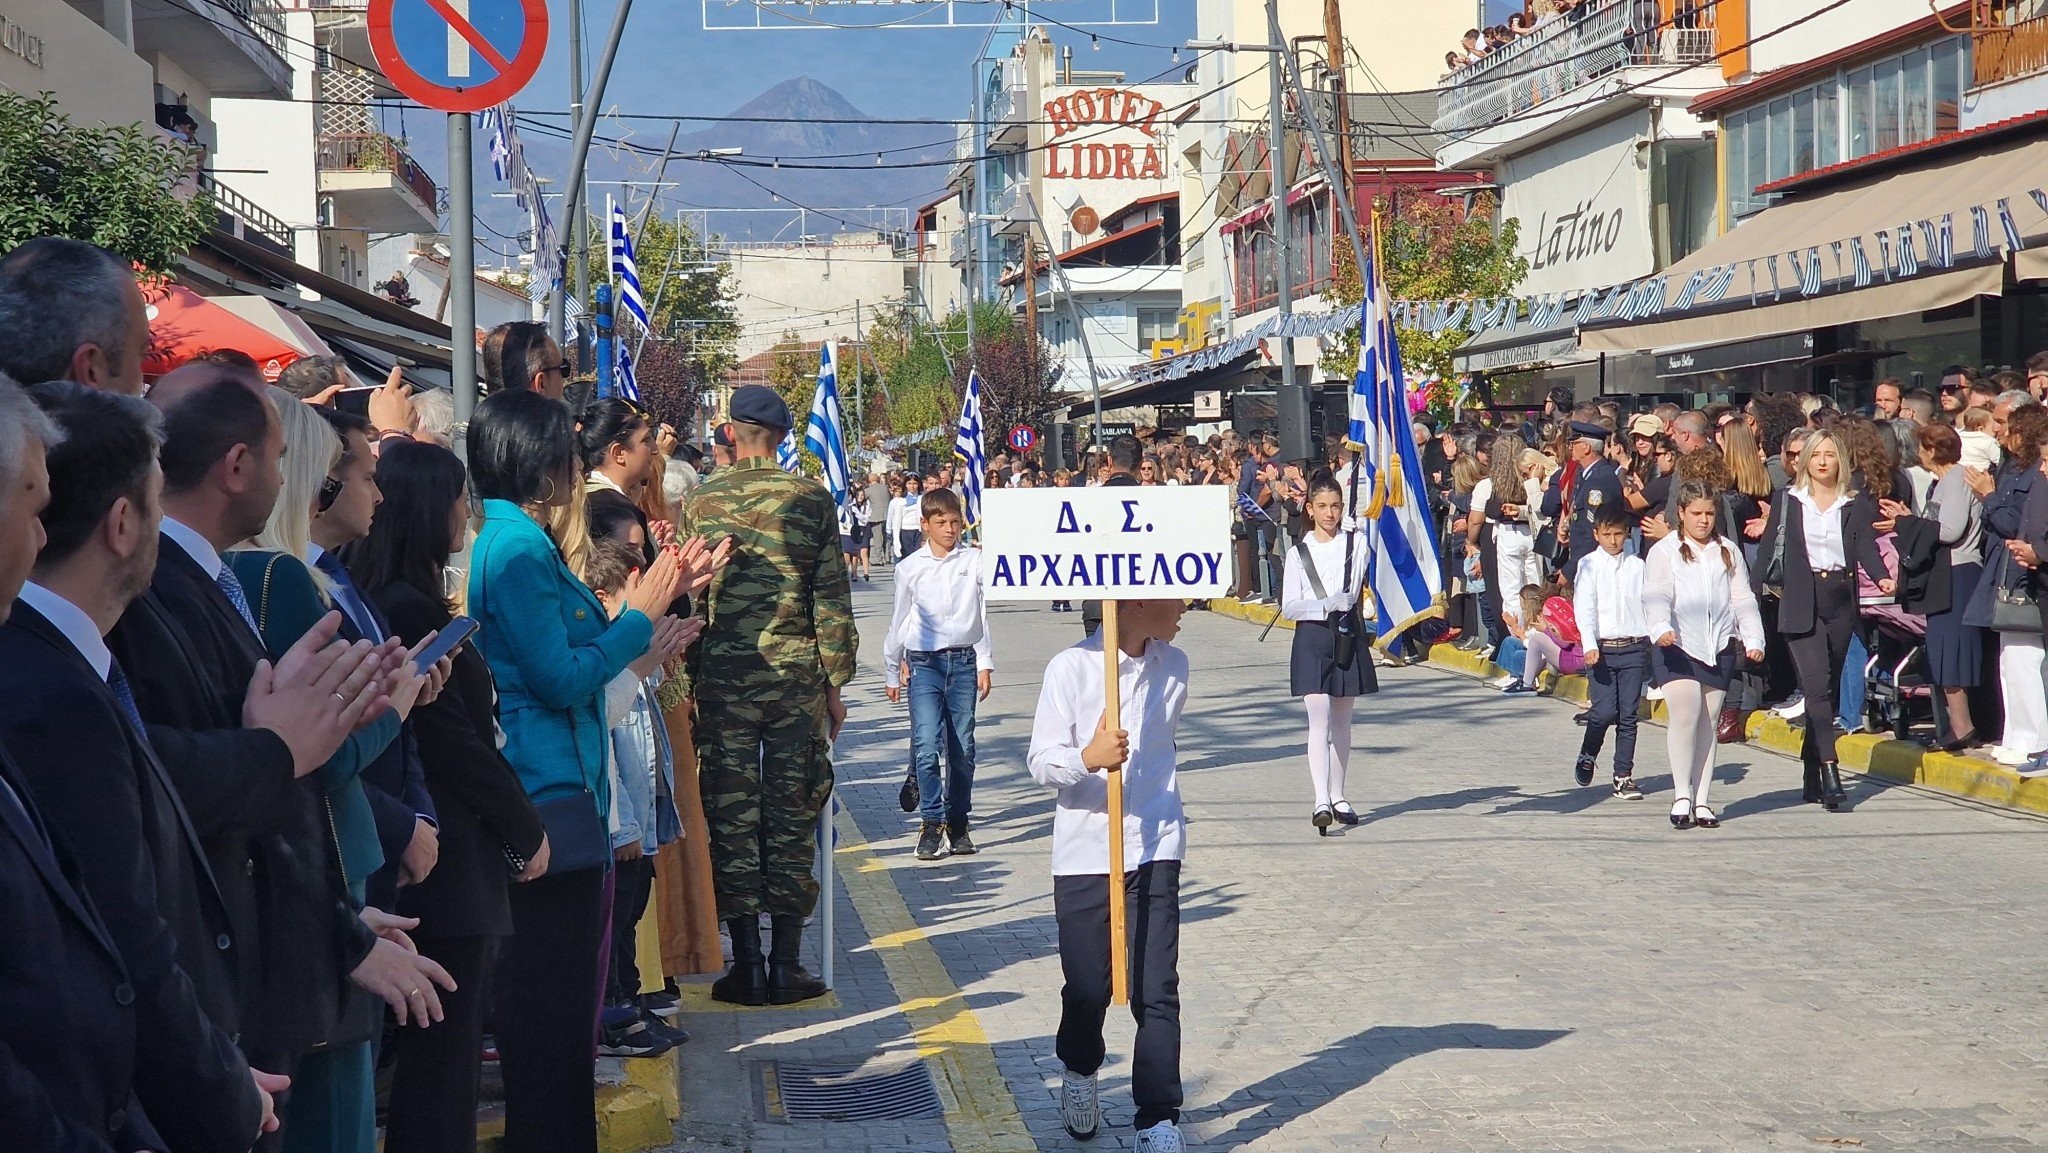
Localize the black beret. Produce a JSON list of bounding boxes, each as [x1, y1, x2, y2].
[[730, 384, 792, 432]]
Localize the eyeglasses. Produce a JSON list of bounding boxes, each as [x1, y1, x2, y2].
[[548, 360, 572, 376]]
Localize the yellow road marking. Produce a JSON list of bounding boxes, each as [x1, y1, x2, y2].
[[830, 807, 1036, 1152]]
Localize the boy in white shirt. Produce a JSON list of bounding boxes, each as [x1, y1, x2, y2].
[[1573, 507, 1651, 799], [884, 487, 993, 861], [1028, 598, 1191, 1153]]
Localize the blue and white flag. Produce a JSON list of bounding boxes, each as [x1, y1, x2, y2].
[[1345, 240, 1442, 638], [777, 428, 800, 474], [614, 343, 640, 402], [1999, 198, 2025, 253], [805, 342, 852, 509], [1934, 214, 1955, 267], [483, 110, 511, 181], [1800, 247, 1824, 296], [607, 196, 650, 334], [1972, 205, 1995, 259], [1851, 238, 1873, 287], [1896, 224, 1919, 277], [1702, 262, 1737, 303], [954, 368, 988, 529]]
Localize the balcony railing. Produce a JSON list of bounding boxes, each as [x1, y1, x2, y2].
[[199, 173, 293, 252], [949, 229, 968, 265], [211, 0, 288, 58], [1973, 10, 2048, 88], [1434, 0, 1719, 137], [318, 132, 440, 213]]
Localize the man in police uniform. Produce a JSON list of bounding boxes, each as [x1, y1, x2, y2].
[[1549, 420, 1625, 578], [682, 385, 856, 1006]]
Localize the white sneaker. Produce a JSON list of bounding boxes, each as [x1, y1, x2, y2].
[[1060, 1069, 1099, 1140], [1992, 744, 2025, 767], [1773, 694, 1806, 719], [1643, 685, 1665, 702], [1136, 1120, 1185, 1153]]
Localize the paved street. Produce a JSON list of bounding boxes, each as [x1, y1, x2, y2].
[[671, 578, 2048, 1152]]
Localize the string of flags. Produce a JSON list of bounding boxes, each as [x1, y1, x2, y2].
[[1135, 188, 2044, 375], [478, 105, 561, 311]]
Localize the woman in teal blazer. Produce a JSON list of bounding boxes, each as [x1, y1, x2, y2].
[[465, 390, 682, 1153]]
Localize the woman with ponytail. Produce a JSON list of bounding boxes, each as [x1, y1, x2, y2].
[[1280, 471, 1378, 834]]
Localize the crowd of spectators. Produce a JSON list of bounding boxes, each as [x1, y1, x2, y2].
[[0, 235, 868, 1153]]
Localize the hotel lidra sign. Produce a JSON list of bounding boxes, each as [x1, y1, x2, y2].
[[1042, 87, 1169, 181]]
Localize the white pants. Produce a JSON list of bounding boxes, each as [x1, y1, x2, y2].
[[1493, 524, 1540, 602], [2000, 636, 2048, 756]]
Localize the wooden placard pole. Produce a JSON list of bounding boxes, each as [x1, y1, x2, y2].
[[1102, 599, 1128, 1007]]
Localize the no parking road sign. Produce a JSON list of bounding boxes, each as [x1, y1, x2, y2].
[[369, 0, 548, 113], [1007, 425, 1036, 453]]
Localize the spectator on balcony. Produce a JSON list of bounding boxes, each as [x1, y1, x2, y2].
[[1456, 28, 1480, 63], [1506, 12, 1532, 36]]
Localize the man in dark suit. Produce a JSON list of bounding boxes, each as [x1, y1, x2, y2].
[[0, 381, 281, 1151], [105, 364, 450, 1071], [311, 409, 440, 911], [0, 378, 170, 1152]]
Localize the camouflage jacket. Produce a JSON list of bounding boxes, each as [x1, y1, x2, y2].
[[680, 457, 857, 701]]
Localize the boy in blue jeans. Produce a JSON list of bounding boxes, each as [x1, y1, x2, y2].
[[884, 487, 993, 861]]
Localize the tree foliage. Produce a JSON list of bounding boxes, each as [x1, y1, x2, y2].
[[1319, 193, 1527, 386], [0, 89, 214, 272], [579, 210, 739, 386], [862, 300, 1063, 461]]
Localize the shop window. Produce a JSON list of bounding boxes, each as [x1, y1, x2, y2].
[[1137, 308, 1177, 348], [1901, 47, 1931, 143]]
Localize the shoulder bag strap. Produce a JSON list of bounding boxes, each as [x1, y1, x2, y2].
[[1295, 538, 1330, 600], [256, 551, 289, 639]]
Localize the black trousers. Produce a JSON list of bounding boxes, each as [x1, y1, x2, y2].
[[1054, 860, 1182, 1131], [384, 934, 499, 1153], [1787, 571, 1857, 779], [606, 855, 656, 1006], [498, 865, 606, 1153], [1580, 641, 1648, 778]]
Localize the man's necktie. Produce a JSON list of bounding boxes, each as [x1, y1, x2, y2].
[[106, 661, 148, 737], [215, 563, 261, 636], [314, 553, 383, 642]]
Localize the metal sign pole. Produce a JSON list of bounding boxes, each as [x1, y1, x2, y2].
[[449, 112, 478, 427]]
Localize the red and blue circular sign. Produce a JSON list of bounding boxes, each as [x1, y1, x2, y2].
[[1007, 425, 1036, 452], [368, 0, 549, 114]]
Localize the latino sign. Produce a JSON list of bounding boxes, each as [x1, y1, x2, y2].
[[368, 0, 548, 114], [1042, 86, 1169, 181], [979, 488, 1232, 601]]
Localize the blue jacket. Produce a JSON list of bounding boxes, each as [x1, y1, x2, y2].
[[608, 673, 680, 854], [468, 500, 653, 816]]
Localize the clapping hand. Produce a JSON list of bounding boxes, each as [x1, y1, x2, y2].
[[1963, 464, 1995, 498], [672, 534, 734, 597], [623, 548, 684, 618], [630, 615, 699, 678]]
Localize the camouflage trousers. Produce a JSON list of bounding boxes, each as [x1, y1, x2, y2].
[[695, 692, 834, 919]]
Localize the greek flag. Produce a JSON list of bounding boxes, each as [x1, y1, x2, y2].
[[954, 368, 988, 529], [1345, 241, 1442, 638], [1671, 270, 1709, 311], [2032, 188, 2048, 216], [1572, 291, 1600, 325], [1935, 214, 1955, 267], [1896, 224, 1919, 276], [1851, 238, 1873, 287], [777, 428, 800, 474], [1972, 205, 1995, 258], [1701, 262, 1737, 303], [614, 343, 640, 402], [804, 342, 851, 509], [483, 110, 510, 181], [1878, 230, 1894, 279], [1765, 254, 1782, 298], [1800, 248, 1824, 296], [1999, 198, 2025, 253], [607, 196, 650, 334]]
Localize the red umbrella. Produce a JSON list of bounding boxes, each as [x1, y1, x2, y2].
[[143, 283, 321, 382]]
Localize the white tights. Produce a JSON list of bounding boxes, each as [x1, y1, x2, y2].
[[1304, 694, 1355, 808], [1524, 631, 1566, 686], [1662, 678, 1726, 813]]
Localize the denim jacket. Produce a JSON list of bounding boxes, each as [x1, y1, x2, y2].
[[608, 670, 680, 854]]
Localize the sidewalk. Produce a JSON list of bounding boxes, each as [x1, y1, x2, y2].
[[1205, 596, 2048, 817]]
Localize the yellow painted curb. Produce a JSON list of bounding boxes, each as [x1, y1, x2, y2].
[[626, 1043, 682, 1121], [830, 808, 1036, 1153], [1867, 748, 2048, 816], [597, 1080, 672, 1152], [1205, 597, 1290, 631]]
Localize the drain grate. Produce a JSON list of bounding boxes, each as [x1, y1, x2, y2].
[[756, 1058, 943, 1122]]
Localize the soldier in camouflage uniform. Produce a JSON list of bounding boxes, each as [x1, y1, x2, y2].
[[681, 385, 856, 1006]]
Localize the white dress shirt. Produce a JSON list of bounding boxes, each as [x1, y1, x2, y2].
[[15, 582, 111, 678], [1642, 532, 1766, 665], [882, 544, 993, 688], [1789, 487, 1848, 569], [1027, 634, 1188, 877], [1571, 547, 1650, 648], [160, 515, 224, 582], [1279, 529, 1368, 621]]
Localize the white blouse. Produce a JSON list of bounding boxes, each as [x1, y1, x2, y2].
[[1790, 487, 1847, 570], [1279, 529, 1369, 621], [1642, 532, 1766, 666]]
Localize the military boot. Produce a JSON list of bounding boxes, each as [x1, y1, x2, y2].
[[711, 917, 768, 1006], [767, 915, 829, 1005]]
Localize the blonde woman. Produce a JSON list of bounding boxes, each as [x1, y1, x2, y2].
[[1644, 481, 1766, 829]]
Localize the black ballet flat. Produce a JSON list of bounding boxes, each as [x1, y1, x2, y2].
[[1332, 801, 1359, 826], [1670, 801, 1695, 829], [1313, 806, 1333, 836], [1692, 805, 1721, 829]]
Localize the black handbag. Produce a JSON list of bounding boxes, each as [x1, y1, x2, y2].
[[1756, 490, 1789, 598], [1296, 536, 1363, 669], [474, 533, 613, 875], [1986, 547, 2039, 631]]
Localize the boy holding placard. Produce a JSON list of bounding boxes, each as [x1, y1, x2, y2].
[[884, 487, 994, 861], [1028, 598, 1190, 1153]]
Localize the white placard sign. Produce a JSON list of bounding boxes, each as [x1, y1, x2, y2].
[[979, 487, 1233, 601]]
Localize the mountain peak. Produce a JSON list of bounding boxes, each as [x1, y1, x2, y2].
[[731, 76, 869, 121]]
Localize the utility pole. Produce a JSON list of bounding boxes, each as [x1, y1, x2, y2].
[[550, 0, 637, 362], [1324, 0, 1357, 211], [1267, 0, 1309, 465], [569, 0, 588, 374], [853, 299, 865, 445], [1022, 228, 1038, 394], [961, 95, 978, 369], [448, 112, 477, 429]]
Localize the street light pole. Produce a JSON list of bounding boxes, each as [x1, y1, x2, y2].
[[1265, 0, 1309, 465]]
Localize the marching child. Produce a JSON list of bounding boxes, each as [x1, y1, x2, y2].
[[884, 487, 993, 861], [1572, 506, 1652, 799], [1028, 598, 1191, 1153], [1279, 472, 1376, 835]]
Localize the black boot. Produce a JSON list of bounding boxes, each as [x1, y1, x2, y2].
[[767, 914, 828, 1005], [711, 917, 768, 1006], [1820, 761, 1848, 812]]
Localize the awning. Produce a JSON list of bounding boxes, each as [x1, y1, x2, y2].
[[1581, 132, 2048, 353], [1654, 331, 1814, 378], [1453, 322, 1583, 373], [143, 283, 332, 381]]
